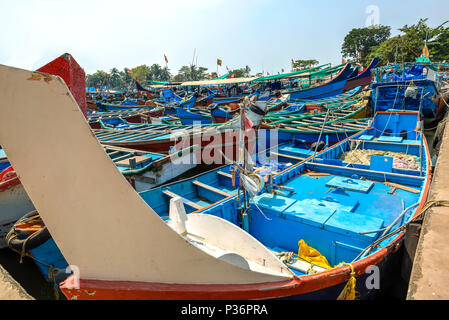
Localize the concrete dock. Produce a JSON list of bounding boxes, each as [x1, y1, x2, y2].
[[0, 263, 33, 300], [407, 117, 449, 299]]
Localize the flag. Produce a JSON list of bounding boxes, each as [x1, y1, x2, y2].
[[164, 54, 168, 64], [291, 59, 295, 65], [422, 43, 430, 59], [342, 58, 347, 64], [281, 68, 285, 73], [217, 59, 222, 66], [241, 108, 253, 130]]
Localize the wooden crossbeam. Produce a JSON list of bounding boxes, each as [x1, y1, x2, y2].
[[192, 181, 232, 197], [162, 190, 204, 210]]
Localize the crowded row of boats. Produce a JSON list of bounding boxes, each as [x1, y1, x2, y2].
[[0, 54, 448, 299]]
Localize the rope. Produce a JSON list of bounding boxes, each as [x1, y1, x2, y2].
[[351, 200, 449, 263], [336, 263, 358, 300], [6, 217, 66, 300], [275, 251, 294, 264]]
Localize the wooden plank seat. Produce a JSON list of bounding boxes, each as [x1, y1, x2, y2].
[[192, 180, 232, 197], [162, 189, 204, 210], [114, 155, 153, 167]]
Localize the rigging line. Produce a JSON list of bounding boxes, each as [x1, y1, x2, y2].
[[311, 107, 331, 161]]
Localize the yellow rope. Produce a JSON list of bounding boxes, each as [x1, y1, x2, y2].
[[336, 263, 357, 300]]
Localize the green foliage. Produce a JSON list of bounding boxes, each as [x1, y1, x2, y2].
[[130, 65, 151, 82], [292, 59, 319, 71], [341, 25, 391, 65], [173, 65, 208, 82], [86, 70, 110, 88], [230, 65, 251, 78], [429, 24, 449, 61], [86, 64, 172, 90], [368, 19, 449, 65]]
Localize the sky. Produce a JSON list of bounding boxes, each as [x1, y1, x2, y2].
[[0, 0, 448, 77]]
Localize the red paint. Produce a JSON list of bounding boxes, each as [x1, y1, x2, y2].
[[36, 53, 87, 119]]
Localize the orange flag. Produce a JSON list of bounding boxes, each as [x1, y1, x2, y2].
[[217, 59, 222, 66], [422, 43, 430, 59], [164, 54, 168, 63]]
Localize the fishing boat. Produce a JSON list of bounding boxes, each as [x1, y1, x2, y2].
[[371, 62, 445, 122], [0, 140, 197, 248], [5, 140, 307, 287], [261, 94, 370, 147], [0, 64, 431, 300], [88, 108, 163, 129], [209, 96, 289, 124], [0, 157, 35, 249], [71, 110, 430, 299], [94, 99, 268, 164], [284, 58, 379, 101], [96, 100, 147, 112], [176, 107, 213, 125]]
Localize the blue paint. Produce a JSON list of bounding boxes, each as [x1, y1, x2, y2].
[[326, 177, 374, 193], [370, 155, 393, 173]]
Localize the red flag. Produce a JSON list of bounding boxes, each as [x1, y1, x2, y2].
[[242, 108, 253, 130], [164, 54, 168, 63]]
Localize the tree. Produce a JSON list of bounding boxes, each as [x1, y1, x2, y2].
[[230, 66, 251, 78], [430, 27, 449, 61], [130, 65, 151, 82], [369, 19, 449, 65], [86, 70, 109, 89], [342, 25, 391, 65], [173, 65, 208, 81], [109, 68, 122, 89], [292, 59, 319, 71], [147, 64, 172, 82]]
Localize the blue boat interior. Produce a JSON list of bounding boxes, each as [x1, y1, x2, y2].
[[25, 112, 429, 282], [186, 112, 426, 276], [138, 149, 303, 219]]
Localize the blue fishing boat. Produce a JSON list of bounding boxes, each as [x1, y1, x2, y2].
[[176, 107, 213, 125], [0, 142, 198, 251], [0, 64, 430, 301], [371, 62, 445, 121], [6, 143, 304, 286], [286, 58, 379, 101], [286, 64, 355, 100], [25, 110, 430, 300]]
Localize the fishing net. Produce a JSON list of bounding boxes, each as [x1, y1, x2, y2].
[[339, 149, 420, 170]]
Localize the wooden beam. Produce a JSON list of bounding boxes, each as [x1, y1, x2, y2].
[[162, 190, 204, 210], [192, 181, 232, 197], [217, 171, 232, 179], [271, 152, 305, 161]]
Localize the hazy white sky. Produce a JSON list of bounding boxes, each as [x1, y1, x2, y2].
[[1, 0, 448, 76]]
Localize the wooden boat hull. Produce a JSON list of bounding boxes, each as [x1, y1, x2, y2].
[[100, 129, 257, 165], [59, 243, 404, 299], [176, 107, 212, 125]]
